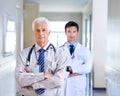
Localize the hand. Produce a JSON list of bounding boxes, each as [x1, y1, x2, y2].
[[44, 73, 53, 79], [20, 68, 27, 73], [66, 66, 73, 74], [26, 86, 33, 89], [69, 73, 80, 77], [24, 84, 33, 89]]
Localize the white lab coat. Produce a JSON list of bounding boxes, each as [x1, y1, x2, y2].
[[15, 42, 67, 96], [61, 42, 92, 96]]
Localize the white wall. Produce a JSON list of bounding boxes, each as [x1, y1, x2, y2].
[[0, 0, 23, 61], [0, 0, 17, 67], [0, 1, 23, 95], [92, 0, 108, 88], [106, 0, 120, 95], [16, 0, 24, 56]]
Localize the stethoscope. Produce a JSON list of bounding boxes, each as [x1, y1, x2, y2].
[[25, 43, 56, 67]]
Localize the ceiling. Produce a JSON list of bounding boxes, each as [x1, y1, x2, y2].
[[23, 0, 91, 12]]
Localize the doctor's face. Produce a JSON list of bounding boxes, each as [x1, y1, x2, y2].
[[33, 21, 50, 47], [65, 26, 78, 44]]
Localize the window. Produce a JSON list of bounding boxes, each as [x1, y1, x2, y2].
[[49, 21, 67, 47], [3, 13, 16, 56]]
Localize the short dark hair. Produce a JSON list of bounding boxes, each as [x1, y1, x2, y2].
[[65, 21, 79, 32]]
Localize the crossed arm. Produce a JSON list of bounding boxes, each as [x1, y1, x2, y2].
[[15, 47, 67, 90]]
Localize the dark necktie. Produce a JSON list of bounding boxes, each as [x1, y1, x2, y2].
[[35, 49, 45, 95], [69, 45, 74, 55]]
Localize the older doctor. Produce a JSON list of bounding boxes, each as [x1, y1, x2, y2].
[[15, 17, 67, 96], [61, 21, 92, 96]]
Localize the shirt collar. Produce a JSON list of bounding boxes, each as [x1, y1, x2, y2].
[[66, 41, 78, 49], [35, 42, 50, 52]]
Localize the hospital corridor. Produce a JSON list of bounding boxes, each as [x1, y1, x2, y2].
[[0, 0, 120, 96]]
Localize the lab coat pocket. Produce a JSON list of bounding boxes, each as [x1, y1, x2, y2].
[[77, 55, 85, 65]]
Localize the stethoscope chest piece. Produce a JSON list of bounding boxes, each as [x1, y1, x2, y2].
[[26, 61, 30, 67]]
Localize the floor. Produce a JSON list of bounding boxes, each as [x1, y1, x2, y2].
[[93, 89, 106, 96], [0, 61, 16, 96], [0, 62, 106, 96]]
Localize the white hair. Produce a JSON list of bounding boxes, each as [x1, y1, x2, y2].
[[32, 17, 51, 31]]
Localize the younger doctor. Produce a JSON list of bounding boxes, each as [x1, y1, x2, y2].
[[61, 21, 92, 96], [15, 17, 67, 96]]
